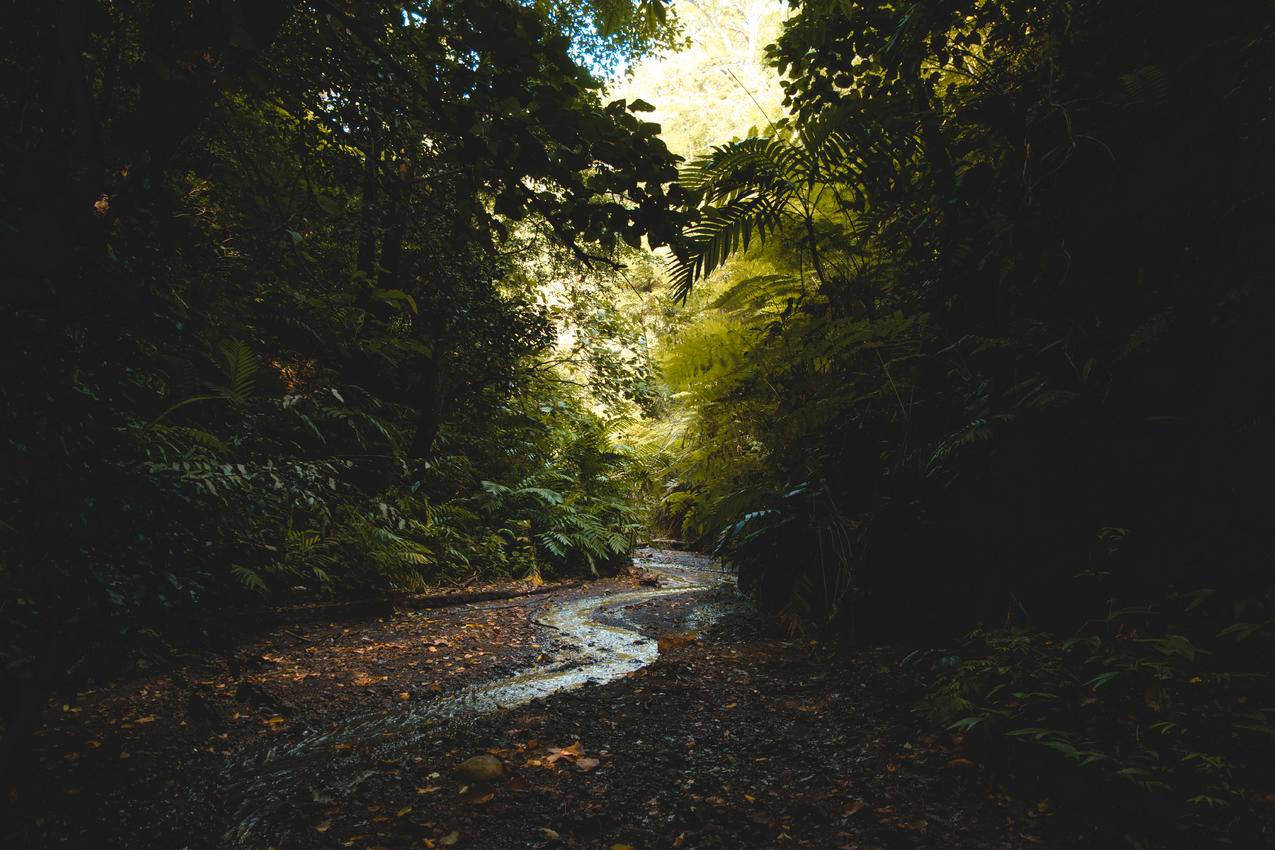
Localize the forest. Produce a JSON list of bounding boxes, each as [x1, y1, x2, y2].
[[2, 0, 1273, 847]]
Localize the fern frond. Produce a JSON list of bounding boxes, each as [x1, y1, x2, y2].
[[669, 192, 787, 302], [214, 338, 258, 404], [232, 564, 268, 593], [710, 274, 806, 314]]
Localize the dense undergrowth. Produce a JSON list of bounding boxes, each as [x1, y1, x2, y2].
[[648, 0, 1275, 844], [0, 0, 684, 783], [918, 596, 1275, 844]]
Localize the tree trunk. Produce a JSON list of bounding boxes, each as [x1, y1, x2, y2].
[[407, 353, 443, 459], [356, 125, 380, 282]]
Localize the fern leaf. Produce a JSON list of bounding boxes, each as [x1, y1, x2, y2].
[[214, 338, 258, 404], [232, 564, 268, 593]]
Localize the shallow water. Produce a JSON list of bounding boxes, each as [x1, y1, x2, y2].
[[215, 548, 726, 846]]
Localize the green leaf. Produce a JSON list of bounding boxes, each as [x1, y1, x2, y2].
[[232, 565, 268, 593], [1085, 671, 1120, 689]]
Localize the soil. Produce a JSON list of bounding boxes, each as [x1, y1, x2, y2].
[[6, 554, 1058, 850]]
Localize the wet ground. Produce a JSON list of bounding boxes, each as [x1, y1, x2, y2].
[[8, 549, 1054, 849], [215, 550, 733, 847]]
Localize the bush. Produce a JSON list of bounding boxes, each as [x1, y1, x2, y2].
[[920, 592, 1275, 847]]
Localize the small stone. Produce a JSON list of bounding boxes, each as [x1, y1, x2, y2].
[[456, 754, 505, 782]]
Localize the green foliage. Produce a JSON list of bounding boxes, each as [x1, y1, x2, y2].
[[151, 338, 260, 423], [535, 0, 683, 74], [650, 2, 1275, 841], [213, 339, 259, 406], [659, 0, 1275, 636], [479, 414, 646, 577], [233, 527, 336, 594], [920, 600, 1275, 845], [0, 0, 676, 710], [668, 131, 856, 301]]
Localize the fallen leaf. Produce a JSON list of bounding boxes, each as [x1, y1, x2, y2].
[[314, 819, 332, 833], [610, 844, 635, 850], [657, 633, 698, 652], [539, 827, 560, 840], [396, 806, 412, 817], [118, 752, 130, 760], [544, 742, 583, 766], [439, 831, 460, 846], [576, 757, 600, 771]]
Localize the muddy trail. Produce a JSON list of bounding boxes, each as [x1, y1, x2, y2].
[[9, 548, 1057, 849], [216, 549, 732, 846]]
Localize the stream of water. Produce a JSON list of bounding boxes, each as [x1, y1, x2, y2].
[[214, 548, 727, 846]]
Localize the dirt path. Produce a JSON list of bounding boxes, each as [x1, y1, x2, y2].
[[214, 550, 730, 847], [9, 549, 1054, 849]]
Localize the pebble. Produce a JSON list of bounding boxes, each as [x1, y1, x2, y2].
[[456, 754, 505, 781]]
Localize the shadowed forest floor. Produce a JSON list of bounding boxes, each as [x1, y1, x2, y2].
[[8, 553, 1062, 850]]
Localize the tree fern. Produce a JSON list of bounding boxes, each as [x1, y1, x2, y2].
[[669, 131, 870, 301]]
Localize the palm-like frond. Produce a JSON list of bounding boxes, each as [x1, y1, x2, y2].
[[668, 192, 788, 302], [669, 131, 870, 302]]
